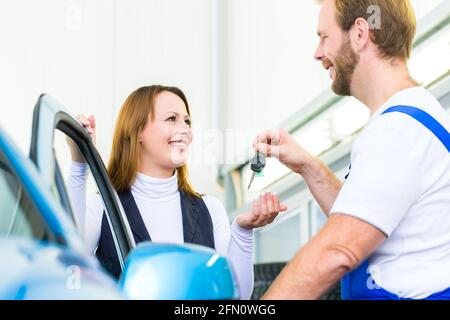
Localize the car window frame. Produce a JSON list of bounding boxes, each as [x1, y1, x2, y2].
[[29, 94, 135, 272]]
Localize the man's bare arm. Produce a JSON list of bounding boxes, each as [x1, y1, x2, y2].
[[298, 156, 343, 216], [261, 214, 386, 300]]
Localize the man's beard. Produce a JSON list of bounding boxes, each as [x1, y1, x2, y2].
[[327, 39, 360, 96]]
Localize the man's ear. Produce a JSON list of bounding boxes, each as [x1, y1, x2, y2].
[[350, 17, 371, 52]]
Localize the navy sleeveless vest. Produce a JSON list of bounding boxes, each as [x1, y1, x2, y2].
[[95, 189, 215, 279]]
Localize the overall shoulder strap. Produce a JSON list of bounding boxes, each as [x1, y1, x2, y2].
[[382, 105, 450, 153]]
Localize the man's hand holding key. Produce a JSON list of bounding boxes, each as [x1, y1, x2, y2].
[[252, 128, 315, 175]]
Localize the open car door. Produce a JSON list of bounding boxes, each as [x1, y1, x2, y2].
[[29, 94, 135, 272]]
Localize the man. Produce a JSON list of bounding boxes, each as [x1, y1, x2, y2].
[[254, 0, 450, 299]]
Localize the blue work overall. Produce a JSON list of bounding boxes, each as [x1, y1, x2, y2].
[[341, 105, 450, 300]]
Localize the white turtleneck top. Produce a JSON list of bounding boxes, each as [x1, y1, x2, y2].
[[67, 161, 254, 299]]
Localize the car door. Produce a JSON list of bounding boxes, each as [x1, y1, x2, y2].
[[29, 93, 135, 274], [0, 125, 123, 299], [0, 125, 76, 248]]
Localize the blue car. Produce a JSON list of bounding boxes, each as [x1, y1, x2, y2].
[[0, 94, 239, 300]]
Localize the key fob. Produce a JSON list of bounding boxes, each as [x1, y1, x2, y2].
[[251, 152, 266, 173]]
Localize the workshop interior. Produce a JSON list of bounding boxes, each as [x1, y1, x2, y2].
[[0, 0, 449, 300]]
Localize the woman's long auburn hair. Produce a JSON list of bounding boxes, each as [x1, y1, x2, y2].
[[107, 85, 201, 198]]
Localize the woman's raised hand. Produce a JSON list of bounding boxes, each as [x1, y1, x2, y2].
[[66, 114, 96, 163]]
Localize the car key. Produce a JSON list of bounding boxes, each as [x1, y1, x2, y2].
[[247, 152, 266, 190]]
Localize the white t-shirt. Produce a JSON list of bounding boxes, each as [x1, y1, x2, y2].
[[330, 87, 450, 299]]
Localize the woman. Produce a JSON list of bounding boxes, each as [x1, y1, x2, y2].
[[67, 85, 287, 299]]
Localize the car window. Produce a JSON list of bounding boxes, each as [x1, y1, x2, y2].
[[28, 96, 133, 272], [0, 151, 57, 243]]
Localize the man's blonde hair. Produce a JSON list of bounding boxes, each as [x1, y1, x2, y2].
[[321, 0, 417, 60]]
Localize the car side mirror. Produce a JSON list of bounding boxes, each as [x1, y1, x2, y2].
[[118, 242, 240, 300]]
